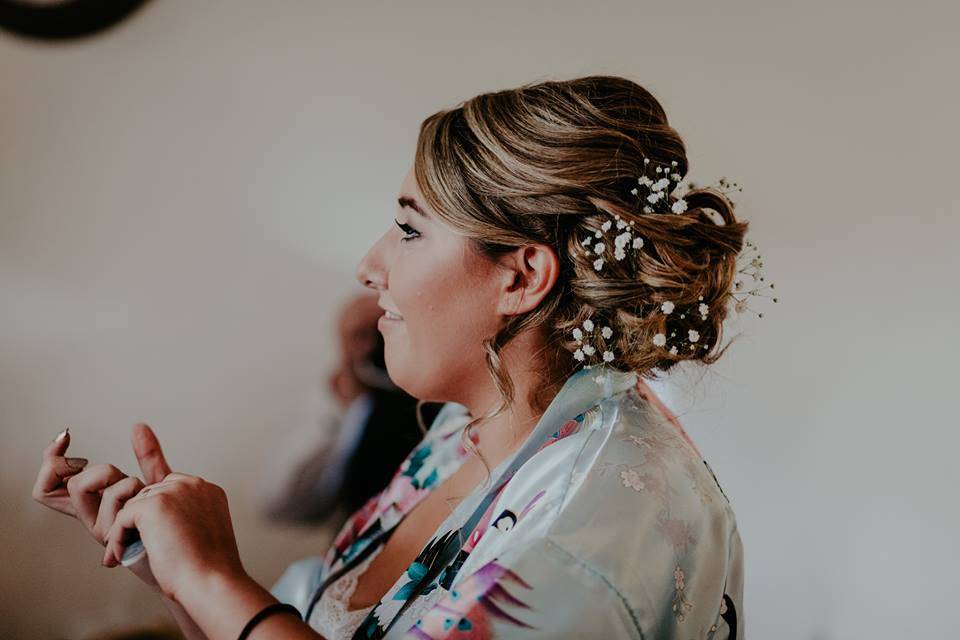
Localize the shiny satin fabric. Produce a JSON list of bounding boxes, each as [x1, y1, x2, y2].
[[271, 365, 744, 639]]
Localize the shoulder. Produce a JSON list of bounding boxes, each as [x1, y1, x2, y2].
[[468, 386, 744, 636]]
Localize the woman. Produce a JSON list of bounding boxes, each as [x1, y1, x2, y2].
[[34, 75, 759, 639]]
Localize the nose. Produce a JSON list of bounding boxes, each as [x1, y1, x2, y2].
[[355, 231, 388, 291]]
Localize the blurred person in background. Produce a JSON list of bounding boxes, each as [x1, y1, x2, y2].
[[263, 292, 440, 530]]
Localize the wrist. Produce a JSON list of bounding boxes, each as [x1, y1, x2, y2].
[[176, 567, 277, 639]]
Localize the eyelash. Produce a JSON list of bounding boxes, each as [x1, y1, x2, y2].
[[394, 218, 420, 242]]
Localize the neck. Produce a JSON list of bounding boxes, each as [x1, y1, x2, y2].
[[457, 334, 557, 470]]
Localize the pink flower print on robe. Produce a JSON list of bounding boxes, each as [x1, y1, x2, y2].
[[403, 559, 536, 639]]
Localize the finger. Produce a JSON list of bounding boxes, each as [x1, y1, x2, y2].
[[42, 427, 72, 460], [93, 476, 145, 544], [31, 456, 89, 516], [131, 423, 172, 485], [103, 498, 147, 568], [66, 464, 127, 531]]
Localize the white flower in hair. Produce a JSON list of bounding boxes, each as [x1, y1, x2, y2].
[[573, 348, 585, 361], [653, 177, 670, 191], [646, 192, 663, 204], [652, 333, 667, 347], [643, 206, 653, 213], [699, 303, 709, 318], [671, 198, 688, 214], [593, 257, 605, 271], [602, 350, 615, 363], [632, 237, 644, 249], [582, 237, 593, 246], [669, 346, 678, 355], [688, 329, 700, 343], [572, 327, 583, 341], [615, 232, 631, 248], [593, 242, 605, 256], [601, 220, 612, 232], [582, 344, 596, 356], [583, 319, 594, 331], [670, 173, 683, 181], [594, 229, 603, 238], [614, 247, 626, 261], [638, 175, 652, 186], [601, 326, 613, 339], [644, 158, 650, 164], [661, 301, 675, 314], [630, 187, 638, 196]]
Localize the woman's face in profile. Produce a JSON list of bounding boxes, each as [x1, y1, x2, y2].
[[355, 164, 504, 401]]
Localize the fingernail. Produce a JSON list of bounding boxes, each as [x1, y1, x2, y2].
[[65, 457, 88, 470], [55, 427, 69, 443]]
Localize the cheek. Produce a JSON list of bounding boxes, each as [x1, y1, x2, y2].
[[387, 258, 497, 364]]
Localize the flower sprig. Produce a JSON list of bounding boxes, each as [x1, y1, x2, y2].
[[571, 318, 618, 385], [568, 163, 778, 384], [630, 157, 689, 215]]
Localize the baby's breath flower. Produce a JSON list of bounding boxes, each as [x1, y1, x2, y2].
[[698, 303, 709, 318], [572, 327, 583, 341], [583, 319, 594, 332], [601, 326, 613, 339], [582, 236, 593, 246], [573, 348, 585, 361], [601, 220, 612, 232], [669, 346, 678, 355], [614, 247, 626, 261], [671, 198, 688, 214], [661, 301, 675, 314], [602, 350, 615, 363], [632, 237, 644, 249], [653, 333, 667, 347], [688, 329, 700, 343], [582, 344, 596, 356], [593, 242, 605, 256], [593, 258, 605, 271]]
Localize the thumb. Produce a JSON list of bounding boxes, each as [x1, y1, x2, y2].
[[130, 422, 172, 484]]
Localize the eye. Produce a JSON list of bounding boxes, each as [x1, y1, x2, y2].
[[394, 218, 421, 243]]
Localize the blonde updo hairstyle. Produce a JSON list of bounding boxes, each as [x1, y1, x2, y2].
[[410, 75, 749, 464]]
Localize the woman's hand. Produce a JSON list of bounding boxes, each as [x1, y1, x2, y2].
[[102, 470, 248, 605], [32, 424, 174, 548]]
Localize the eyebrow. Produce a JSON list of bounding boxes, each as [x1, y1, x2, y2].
[[398, 196, 429, 218]]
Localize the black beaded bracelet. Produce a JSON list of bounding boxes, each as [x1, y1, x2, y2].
[[237, 602, 302, 640]]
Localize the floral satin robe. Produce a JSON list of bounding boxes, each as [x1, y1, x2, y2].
[[270, 366, 744, 638]]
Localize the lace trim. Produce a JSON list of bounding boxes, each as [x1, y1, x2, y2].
[[310, 543, 386, 639]]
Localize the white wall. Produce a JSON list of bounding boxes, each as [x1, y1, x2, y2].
[[1, 1, 957, 638]]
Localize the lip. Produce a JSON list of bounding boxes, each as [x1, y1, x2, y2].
[[378, 313, 404, 329]]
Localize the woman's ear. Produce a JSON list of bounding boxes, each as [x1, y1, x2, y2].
[[495, 244, 560, 317]]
